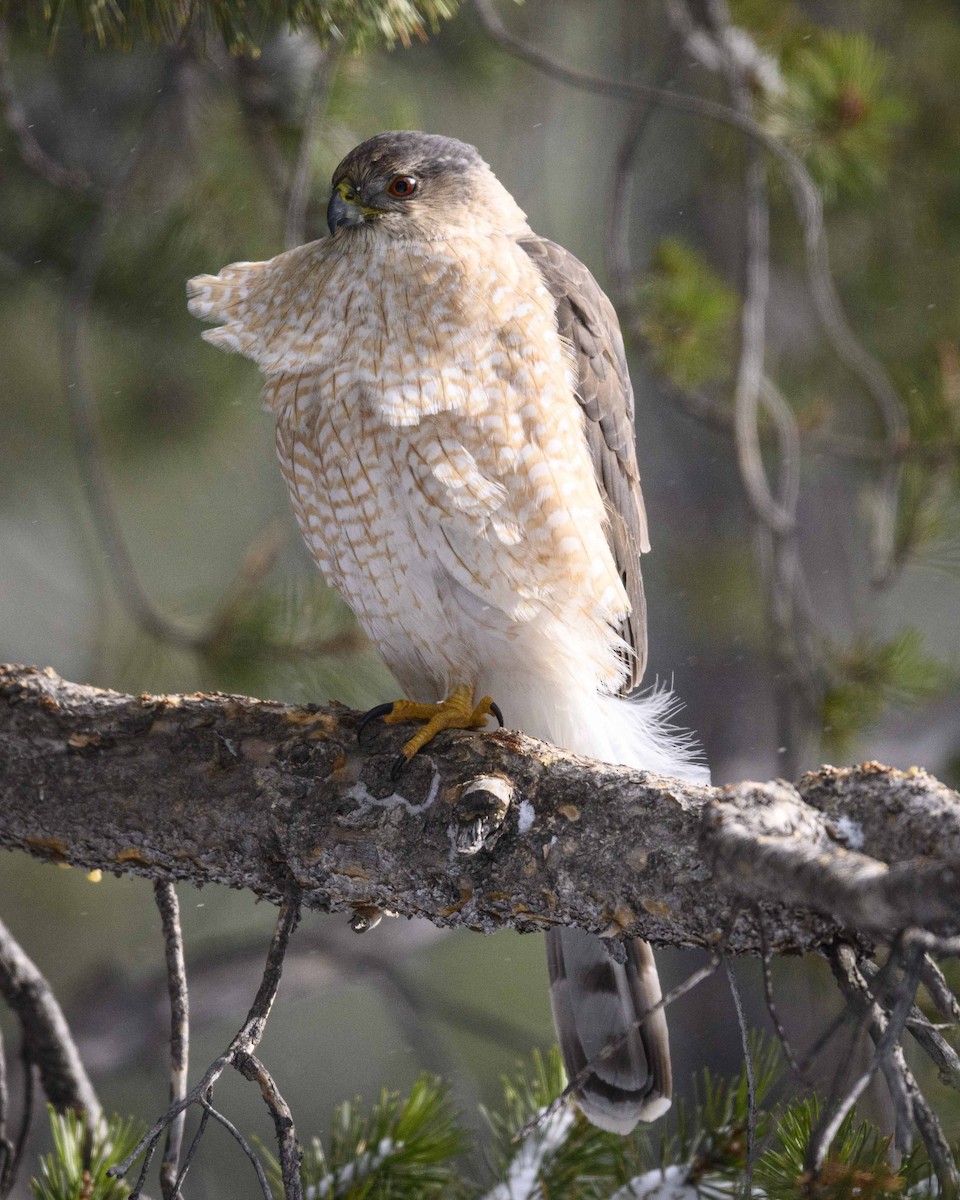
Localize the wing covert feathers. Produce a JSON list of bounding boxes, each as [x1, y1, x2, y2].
[[519, 235, 649, 690]]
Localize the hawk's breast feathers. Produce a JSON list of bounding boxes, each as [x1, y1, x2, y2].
[[188, 230, 647, 694]]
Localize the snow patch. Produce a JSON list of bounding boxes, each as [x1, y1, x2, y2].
[[609, 1166, 700, 1200], [831, 815, 865, 851], [308, 1138, 400, 1198], [482, 1106, 575, 1199], [345, 762, 441, 815]]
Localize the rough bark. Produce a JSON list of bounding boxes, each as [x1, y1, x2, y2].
[[2, 664, 959, 956]]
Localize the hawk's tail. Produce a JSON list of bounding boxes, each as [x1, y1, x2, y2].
[[547, 928, 671, 1133], [496, 680, 707, 1134]]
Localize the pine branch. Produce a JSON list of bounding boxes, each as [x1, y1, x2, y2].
[[3, 665, 960, 959], [4, 0, 464, 53]]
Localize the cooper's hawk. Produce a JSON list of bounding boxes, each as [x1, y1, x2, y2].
[[188, 130, 708, 1134]]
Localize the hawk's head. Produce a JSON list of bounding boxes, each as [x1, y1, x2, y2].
[[327, 131, 529, 241]]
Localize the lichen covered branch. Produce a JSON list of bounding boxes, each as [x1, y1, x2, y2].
[[3, 665, 960, 961]]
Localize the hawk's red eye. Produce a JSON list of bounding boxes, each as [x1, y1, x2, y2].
[[387, 175, 418, 198]]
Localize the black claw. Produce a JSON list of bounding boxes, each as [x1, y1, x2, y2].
[[390, 754, 409, 781], [490, 701, 504, 728], [357, 702, 396, 743]]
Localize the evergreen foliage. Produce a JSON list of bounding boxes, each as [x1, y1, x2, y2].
[[754, 1099, 928, 1200], [292, 1074, 466, 1197], [3, 0, 465, 53], [636, 238, 740, 391], [30, 1108, 144, 1200], [765, 31, 910, 201], [31, 1047, 939, 1199], [821, 628, 944, 757]]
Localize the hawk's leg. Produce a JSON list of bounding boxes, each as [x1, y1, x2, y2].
[[358, 684, 503, 773]]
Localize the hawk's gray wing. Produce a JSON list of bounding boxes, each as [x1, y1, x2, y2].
[[519, 235, 649, 692], [522, 237, 671, 1133]]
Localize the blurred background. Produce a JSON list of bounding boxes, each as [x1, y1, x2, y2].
[[1, 0, 959, 1193]]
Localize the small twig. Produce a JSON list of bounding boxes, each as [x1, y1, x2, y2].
[[154, 883, 189, 1200], [759, 379, 802, 523], [515, 955, 720, 1140], [901, 931, 960, 958], [721, 47, 792, 535], [757, 916, 806, 1086], [112, 890, 301, 1182], [0, 1029, 13, 1197], [920, 953, 960, 1024], [792, 945, 905, 1120], [170, 1099, 209, 1196], [724, 960, 756, 1200], [235, 1052, 303, 1200], [4, 1052, 34, 1200], [198, 1095, 273, 1200], [0, 22, 99, 197], [606, 42, 683, 305], [806, 942, 922, 1178], [128, 1130, 163, 1200], [704, 0, 819, 772], [860, 959, 960, 1090], [832, 946, 913, 1155], [834, 947, 959, 1192]]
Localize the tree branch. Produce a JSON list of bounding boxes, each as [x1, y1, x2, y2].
[[154, 882, 189, 1200], [3, 666, 960, 959], [0, 916, 101, 1126]]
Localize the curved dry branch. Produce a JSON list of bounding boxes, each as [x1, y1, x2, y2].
[[0, 917, 101, 1126], [2, 665, 960, 960]]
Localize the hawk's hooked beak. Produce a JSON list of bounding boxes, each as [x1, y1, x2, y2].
[[327, 190, 366, 235]]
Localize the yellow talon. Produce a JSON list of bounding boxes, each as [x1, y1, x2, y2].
[[386, 684, 502, 763]]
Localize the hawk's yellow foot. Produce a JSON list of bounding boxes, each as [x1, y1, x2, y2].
[[358, 684, 504, 776]]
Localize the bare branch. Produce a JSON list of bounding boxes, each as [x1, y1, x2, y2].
[[195, 1097, 274, 1200], [0, 1029, 12, 1197], [0, 23, 99, 197], [921, 954, 960, 1025], [830, 944, 914, 1156], [703, 779, 960, 938], [724, 960, 756, 1198], [0, 917, 101, 1125], [805, 943, 921, 1179], [235, 1053, 303, 1200], [758, 917, 808, 1087], [859, 959, 960, 1091], [5, 1052, 34, 1200], [829, 944, 960, 1195], [154, 883, 189, 1200], [114, 892, 300, 1189]]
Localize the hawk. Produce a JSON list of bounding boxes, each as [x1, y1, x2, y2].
[[188, 130, 708, 1134]]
